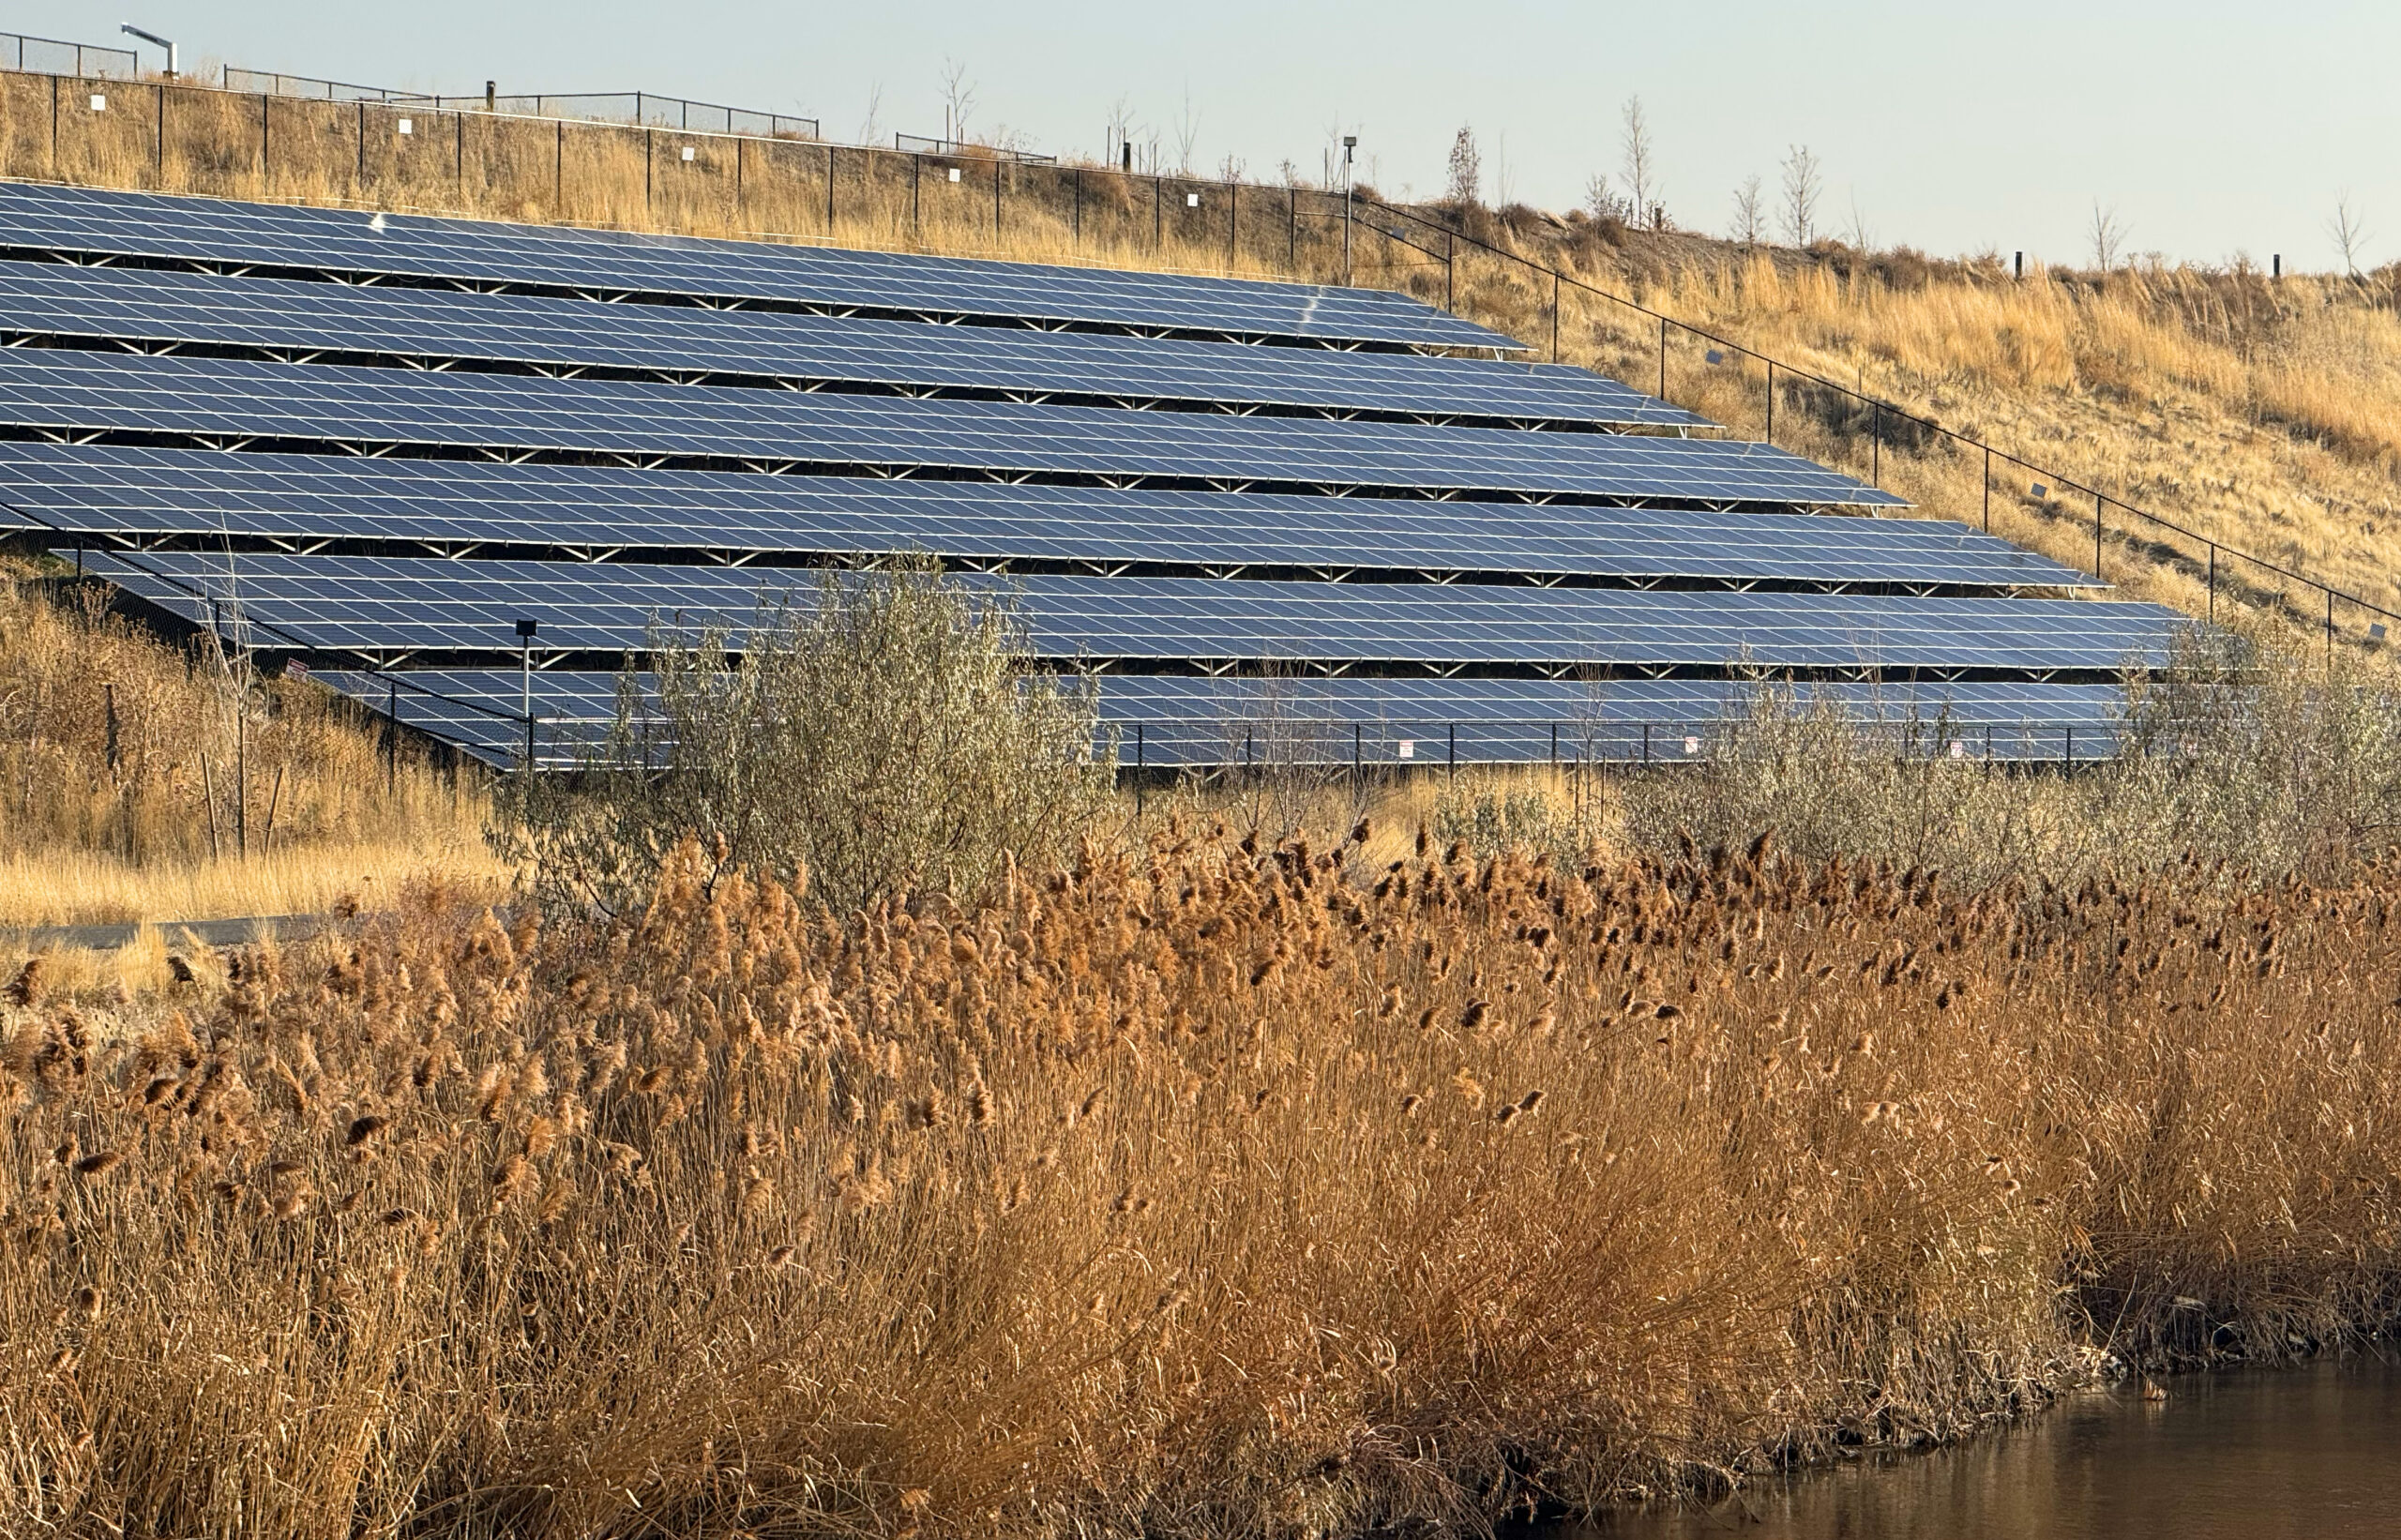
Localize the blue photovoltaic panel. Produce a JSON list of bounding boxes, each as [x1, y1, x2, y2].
[[0, 180, 1518, 351], [0, 446, 2091, 590], [0, 351, 1905, 508], [85, 554, 2187, 672], [313, 667, 2132, 770], [0, 264, 1698, 430]]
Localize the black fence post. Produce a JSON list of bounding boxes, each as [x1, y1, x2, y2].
[[1073, 166, 1082, 248], [2093, 490, 2103, 579], [1550, 270, 1561, 362], [1871, 401, 1881, 488], [825, 143, 835, 234], [1982, 445, 1991, 531], [2207, 545, 2216, 622], [1657, 316, 1667, 400], [1764, 359, 1774, 445]]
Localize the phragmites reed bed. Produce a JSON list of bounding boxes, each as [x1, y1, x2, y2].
[[2, 829, 2400, 1536]]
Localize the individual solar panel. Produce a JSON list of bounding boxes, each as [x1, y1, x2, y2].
[[0, 445, 2093, 591], [313, 667, 2132, 770], [0, 180, 1518, 351], [0, 351, 1905, 509], [87, 553, 2189, 673], [0, 264, 1699, 430]]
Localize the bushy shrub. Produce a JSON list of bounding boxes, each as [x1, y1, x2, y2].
[[501, 563, 1115, 916]]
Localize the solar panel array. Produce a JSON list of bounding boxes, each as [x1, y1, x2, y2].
[[0, 181, 1518, 349], [0, 182, 2189, 768], [0, 264, 1697, 430]]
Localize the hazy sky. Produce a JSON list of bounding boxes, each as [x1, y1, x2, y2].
[[11, 0, 2392, 268]]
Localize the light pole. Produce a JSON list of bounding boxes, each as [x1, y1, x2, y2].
[[119, 23, 176, 78], [1340, 135, 1357, 285]]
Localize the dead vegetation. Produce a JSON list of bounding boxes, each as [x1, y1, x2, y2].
[[3, 828, 2399, 1536]]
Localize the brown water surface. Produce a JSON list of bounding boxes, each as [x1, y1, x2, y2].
[[1583, 1358, 2401, 1540]]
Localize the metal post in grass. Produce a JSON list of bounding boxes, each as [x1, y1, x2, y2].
[[1228, 179, 1237, 269], [825, 143, 836, 234], [1073, 166, 1081, 248], [2094, 491, 2103, 579], [993, 157, 1002, 237], [1551, 271, 1561, 362], [1765, 359, 1774, 445], [1447, 722, 1456, 781], [2208, 545, 2216, 622], [516, 618, 538, 771], [385, 677, 397, 793], [1871, 401, 1881, 488], [1982, 445, 1991, 531], [1341, 135, 1356, 283], [1657, 316, 1667, 400]]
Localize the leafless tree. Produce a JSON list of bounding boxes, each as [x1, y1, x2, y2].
[[1730, 174, 1764, 245], [1585, 172, 1629, 223], [1171, 90, 1201, 174], [2329, 193, 2371, 278], [1444, 125, 1481, 208], [1780, 145, 1820, 246], [937, 57, 975, 144], [855, 82, 884, 146], [1105, 95, 1140, 167], [2089, 201, 2128, 270], [1846, 195, 1873, 251], [1620, 96, 1656, 228]]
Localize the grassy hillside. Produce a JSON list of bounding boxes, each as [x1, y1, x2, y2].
[[0, 564, 503, 928], [4, 68, 2394, 652]]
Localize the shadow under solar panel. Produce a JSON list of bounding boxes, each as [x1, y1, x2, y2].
[[314, 667, 2135, 771]]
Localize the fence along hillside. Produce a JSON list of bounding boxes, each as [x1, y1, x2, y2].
[[0, 61, 2391, 657]]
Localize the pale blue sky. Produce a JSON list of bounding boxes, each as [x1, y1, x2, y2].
[[10, 0, 2391, 268]]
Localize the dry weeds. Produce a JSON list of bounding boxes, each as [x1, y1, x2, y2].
[[0, 832, 2395, 1536]]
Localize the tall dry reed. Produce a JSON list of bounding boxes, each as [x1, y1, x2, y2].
[[3, 829, 2398, 1536]]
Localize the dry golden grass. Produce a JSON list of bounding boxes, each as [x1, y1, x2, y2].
[[0, 834, 506, 928], [0, 566, 504, 926], [2, 832, 2396, 1536]]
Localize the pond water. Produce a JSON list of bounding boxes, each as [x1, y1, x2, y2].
[[1583, 1357, 2401, 1540]]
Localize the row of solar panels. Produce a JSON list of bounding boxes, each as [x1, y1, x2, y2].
[[0, 180, 1516, 350], [87, 554, 2182, 675], [0, 350, 1893, 509], [0, 264, 1697, 431], [9, 447, 2088, 592], [318, 668, 2137, 772]]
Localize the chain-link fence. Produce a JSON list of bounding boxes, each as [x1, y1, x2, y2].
[[2, 30, 138, 79], [222, 70, 820, 140], [222, 68, 430, 103]]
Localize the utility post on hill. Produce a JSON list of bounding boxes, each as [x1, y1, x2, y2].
[[1341, 135, 1357, 284]]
